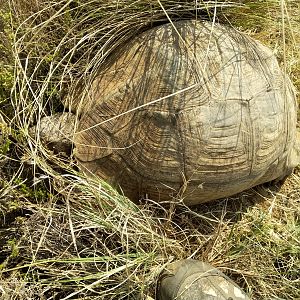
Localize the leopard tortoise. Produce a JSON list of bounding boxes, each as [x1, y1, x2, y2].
[[35, 20, 299, 205]]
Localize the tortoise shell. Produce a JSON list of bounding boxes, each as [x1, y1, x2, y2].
[[73, 20, 298, 205]]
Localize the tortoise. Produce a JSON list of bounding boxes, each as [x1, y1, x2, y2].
[[34, 20, 299, 205]]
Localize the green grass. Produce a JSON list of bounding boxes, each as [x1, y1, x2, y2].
[[0, 0, 299, 299]]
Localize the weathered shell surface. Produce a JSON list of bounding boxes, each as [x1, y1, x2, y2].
[[74, 20, 298, 205]]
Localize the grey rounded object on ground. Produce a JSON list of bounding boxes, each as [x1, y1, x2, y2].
[[34, 20, 299, 205], [157, 259, 250, 300], [72, 20, 299, 205]]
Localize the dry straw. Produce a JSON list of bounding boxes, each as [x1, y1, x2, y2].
[[0, 0, 299, 299]]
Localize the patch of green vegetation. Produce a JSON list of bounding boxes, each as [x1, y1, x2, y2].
[[0, 63, 13, 101], [7, 238, 19, 258], [0, 9, 14, 117], [0, 135, 11, 156], [0, 117, 11, 155], [13, 178, 50, 203]]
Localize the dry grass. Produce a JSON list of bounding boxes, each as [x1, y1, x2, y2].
[[0, 0, 299, 299]]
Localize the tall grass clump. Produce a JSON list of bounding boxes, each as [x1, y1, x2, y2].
[[0, 0, 299, 299]]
